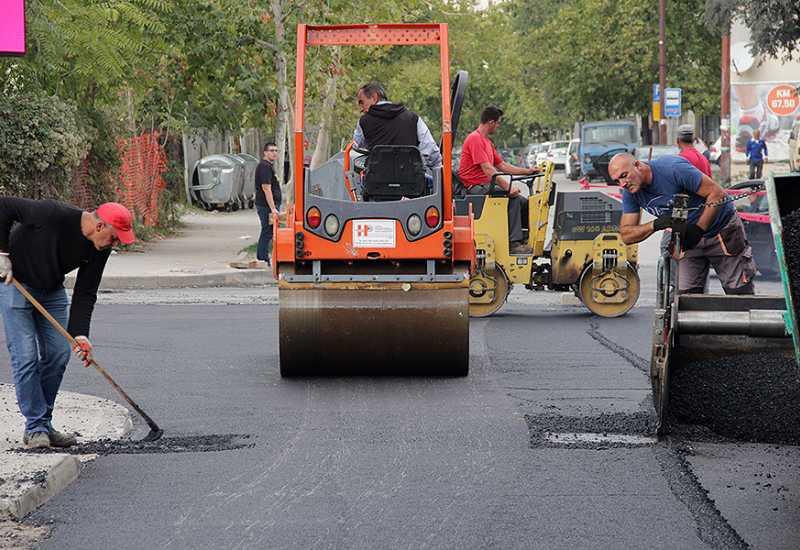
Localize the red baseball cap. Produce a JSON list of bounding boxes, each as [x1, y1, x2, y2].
[[96, 203, 136, 245]]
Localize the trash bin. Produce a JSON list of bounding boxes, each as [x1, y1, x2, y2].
[[235, 153, 259, 209], [190, 154, 245, 211]]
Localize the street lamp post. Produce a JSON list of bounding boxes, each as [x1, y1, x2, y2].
[[658, 0, 667, 145]]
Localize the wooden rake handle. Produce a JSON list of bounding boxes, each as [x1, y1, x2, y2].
[[10, 278, 162, 433]]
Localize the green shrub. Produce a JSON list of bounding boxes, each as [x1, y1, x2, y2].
[[0, 91, 92, 198]]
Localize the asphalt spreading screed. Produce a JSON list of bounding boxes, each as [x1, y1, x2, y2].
[[668, 349, 800, 445], [19, 434, 253, 455], [782, 209, 800, 324]]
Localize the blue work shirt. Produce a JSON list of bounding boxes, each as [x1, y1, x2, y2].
[[746, 138, 768, 162], [622, 155, 734, 239]]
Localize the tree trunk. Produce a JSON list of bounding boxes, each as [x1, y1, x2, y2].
[[270, 0, 293, 203], [310, 56, 340, 170]]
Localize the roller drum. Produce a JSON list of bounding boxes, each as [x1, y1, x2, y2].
[[279, 285, 469, 376]]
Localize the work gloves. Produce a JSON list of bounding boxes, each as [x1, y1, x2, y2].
[[73, 336, 94, 367], [652, 214, 673, 232], [682, 224, 705, 251], [0, 253, 11, 284]]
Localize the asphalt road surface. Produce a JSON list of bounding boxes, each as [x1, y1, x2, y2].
[[1, 173, 797, 549]]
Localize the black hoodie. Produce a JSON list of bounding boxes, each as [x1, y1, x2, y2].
[[358, 102, 420, 149]]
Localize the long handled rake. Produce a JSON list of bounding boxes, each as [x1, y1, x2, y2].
[[11, 278, 163, 442]]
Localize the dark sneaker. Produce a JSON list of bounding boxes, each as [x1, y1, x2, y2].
[[48, 429, 77, 448], [23, 431, 51, 449], [509, 241, 533, 255]]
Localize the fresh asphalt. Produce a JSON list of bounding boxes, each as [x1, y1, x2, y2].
[[1, 174, 797, 549], [0, 295, 795, 549]]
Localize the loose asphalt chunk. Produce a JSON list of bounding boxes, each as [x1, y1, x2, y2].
[[667, 349, 800, 445], [18, 434, 254, 456]]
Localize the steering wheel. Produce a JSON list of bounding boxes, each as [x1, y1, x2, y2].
[[487, 172, 544, 197]]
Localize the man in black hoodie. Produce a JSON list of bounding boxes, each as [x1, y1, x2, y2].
[[353, 81, 442, 170]]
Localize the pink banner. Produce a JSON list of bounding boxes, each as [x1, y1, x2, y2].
[[0, 0, 26, 55]]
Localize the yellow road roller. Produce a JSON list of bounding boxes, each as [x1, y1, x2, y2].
[[459, 162, 640, 317]]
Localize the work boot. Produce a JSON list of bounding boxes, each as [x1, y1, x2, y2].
[[23, 431, 51, 449], [48, 429, 77, 448], [509, 241, 532, 255]]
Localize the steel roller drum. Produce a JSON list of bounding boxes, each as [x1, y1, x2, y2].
[[279, 282, 469, 377]]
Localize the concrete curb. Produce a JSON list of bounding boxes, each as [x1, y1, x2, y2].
[[0, 386, 134, 520], [0, 454, 80, 520], [66, 270, 276, 290]]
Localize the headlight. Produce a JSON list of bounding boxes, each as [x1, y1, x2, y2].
[[407, 214, 422, 236], [324, 214, 339, 236]]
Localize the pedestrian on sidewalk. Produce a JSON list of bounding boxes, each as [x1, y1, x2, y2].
[[0, 199, 135, 449], [746, 129, 768, 180], [255, 142, 282, 265]]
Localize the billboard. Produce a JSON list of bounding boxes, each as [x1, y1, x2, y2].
[[0, 0, 26, 56], [731, 82, 800, 163]]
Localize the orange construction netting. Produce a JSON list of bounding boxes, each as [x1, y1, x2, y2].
[[116, 132, 168, 227]]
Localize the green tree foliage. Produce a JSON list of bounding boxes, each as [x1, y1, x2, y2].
[[509, 0, 719, 128], [705, 0, 800, 61]]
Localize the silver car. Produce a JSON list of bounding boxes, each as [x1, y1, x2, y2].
[[546, 140, 570, 169]]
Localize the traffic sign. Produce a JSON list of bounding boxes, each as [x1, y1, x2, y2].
[[665, 88, 682, 118]]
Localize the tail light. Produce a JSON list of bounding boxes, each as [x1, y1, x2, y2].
[[306, 207, 321, 228], [425, 206, 440, 228]]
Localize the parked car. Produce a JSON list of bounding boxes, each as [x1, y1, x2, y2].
[[536, 141, 551, 164], [565, 138, 580, 180], [708, 136, 722, 165], [546, 140, 570, 169], [636, 145, 679, 161], [789, 118, 800, 172], [525, 143, 540, 168]]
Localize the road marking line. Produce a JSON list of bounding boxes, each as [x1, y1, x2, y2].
[[544, 432, 657, 446]]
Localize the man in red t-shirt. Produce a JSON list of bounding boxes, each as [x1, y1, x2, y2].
[[677, 124, 711, 177], [458, 106, 539, 254]]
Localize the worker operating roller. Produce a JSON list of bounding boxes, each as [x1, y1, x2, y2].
[[608, 152, 756, 295]]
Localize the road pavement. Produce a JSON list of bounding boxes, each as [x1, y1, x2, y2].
[[0, 171, 795, 549]]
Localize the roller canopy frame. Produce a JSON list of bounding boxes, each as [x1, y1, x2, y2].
[[293, 23, 455, 226]]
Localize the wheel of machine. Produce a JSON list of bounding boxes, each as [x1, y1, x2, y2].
[[248, 199, 255, 209], [468, 266, 510, 318], [578, 262, 640, 318]]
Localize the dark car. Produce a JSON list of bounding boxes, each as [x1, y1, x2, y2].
[[729, 180, 778, 279]]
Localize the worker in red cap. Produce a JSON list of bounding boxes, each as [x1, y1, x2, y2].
[[0, 198, 135, 449]]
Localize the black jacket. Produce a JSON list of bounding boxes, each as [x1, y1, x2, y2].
[[359, 103, 419, 149]]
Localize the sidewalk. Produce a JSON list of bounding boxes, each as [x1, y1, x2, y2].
[[0, 384, 132, 520], [66, 209, 275, 290]]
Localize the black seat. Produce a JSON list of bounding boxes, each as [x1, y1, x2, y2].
[[363, 145, 427, 201]]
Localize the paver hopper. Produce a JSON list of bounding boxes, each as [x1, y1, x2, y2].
[[651, 182, 799, 438], [273, 24, 475, 376]]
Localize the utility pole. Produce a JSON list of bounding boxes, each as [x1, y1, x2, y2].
[[658, 0, 667, 144], [720, 32, 731, 184]]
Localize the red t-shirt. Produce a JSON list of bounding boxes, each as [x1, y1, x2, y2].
[[458, 130, 503, 187], [679, 147, 711, 178]]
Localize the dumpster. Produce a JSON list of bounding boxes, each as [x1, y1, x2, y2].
[[190, 154, 244, 211], [235, 153, 259, 209]]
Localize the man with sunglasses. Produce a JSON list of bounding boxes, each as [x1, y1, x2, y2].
[[608, 152, 756, 295], [0, 198, 135, 448]]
